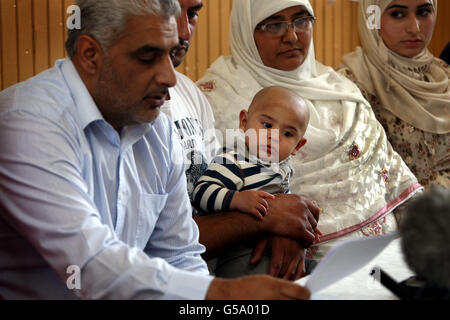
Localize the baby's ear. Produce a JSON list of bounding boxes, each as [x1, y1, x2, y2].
[[239, 110, 248, 132], [291, 138, 307, 155]]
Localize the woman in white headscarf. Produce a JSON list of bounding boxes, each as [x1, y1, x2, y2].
[[338, 0, 449, 189], [197, 0, 421, 275]]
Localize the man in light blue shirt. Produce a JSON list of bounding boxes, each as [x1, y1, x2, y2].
[[0, 0, 310, 300]]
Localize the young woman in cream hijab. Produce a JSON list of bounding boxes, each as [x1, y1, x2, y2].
[[338, 0, 449, 189], [197, 0, 421, 276]]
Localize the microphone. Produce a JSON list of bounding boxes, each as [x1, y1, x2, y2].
[[399, 186, 450, 297]]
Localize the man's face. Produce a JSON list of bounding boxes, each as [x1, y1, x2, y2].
[[94, 14, 178, 130], [172, 0, 203, 67]]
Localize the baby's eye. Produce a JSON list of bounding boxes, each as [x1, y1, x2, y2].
[[263, 122, 272, 128], [283, 131, 293, 137]]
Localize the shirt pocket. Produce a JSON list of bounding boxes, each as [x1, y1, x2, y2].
[[135, 193, 168, 250]]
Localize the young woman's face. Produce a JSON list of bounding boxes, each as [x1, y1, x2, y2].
[[380, 0, 435, 58], [253, 5, 313, 71]]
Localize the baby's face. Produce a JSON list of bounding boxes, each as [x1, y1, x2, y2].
[[240, 93, 308, 162]]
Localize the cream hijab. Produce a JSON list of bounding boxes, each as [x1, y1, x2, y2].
[[230, 0, 366, 103], [340, 0, 450, 134]]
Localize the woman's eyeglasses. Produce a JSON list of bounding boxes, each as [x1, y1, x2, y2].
[[255, 16, 316, 37]]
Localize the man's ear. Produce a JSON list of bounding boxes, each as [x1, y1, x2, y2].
[[74, 35, 104, 76], [239, 110, 248, 132], [291, 138, 307, 156]]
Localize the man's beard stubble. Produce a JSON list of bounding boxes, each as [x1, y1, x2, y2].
[[172, 40, 190, 68], [94, 57, 136, 129]]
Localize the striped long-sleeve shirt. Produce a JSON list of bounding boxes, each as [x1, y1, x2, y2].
[[192, 148, 293, 214]]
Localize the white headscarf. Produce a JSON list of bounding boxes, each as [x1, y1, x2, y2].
[[230, 0, 366, 103], [198, 0, 420, 252], [340, 0, 450, 134]]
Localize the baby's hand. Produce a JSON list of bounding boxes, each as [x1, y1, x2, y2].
[[230, 190, 276, 220]]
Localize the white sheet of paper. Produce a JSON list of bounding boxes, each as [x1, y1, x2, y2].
[[298, 232, 399, 295]]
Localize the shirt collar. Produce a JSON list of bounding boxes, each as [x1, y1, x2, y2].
[[59, 58, 104, 130]]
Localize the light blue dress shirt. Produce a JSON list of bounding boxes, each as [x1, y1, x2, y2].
[[0, 59, 213, 300]]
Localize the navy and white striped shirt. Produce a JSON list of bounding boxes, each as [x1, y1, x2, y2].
[[193, 147, 293, 214]]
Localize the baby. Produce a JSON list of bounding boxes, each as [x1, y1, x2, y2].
[[193, 86, 310, 220]]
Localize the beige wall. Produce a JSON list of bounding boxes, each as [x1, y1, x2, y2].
[[1, 0, 449, 90]]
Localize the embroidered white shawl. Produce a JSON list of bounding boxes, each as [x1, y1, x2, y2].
[[198, 0, 421, 255]]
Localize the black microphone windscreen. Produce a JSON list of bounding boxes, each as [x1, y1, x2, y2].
[[400, 186, 450, 289]]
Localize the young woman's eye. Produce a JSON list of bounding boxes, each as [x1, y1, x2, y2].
[[263, 122, 272, 128], [417, 8, 432, 17], [390, 10, 405, 19]]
